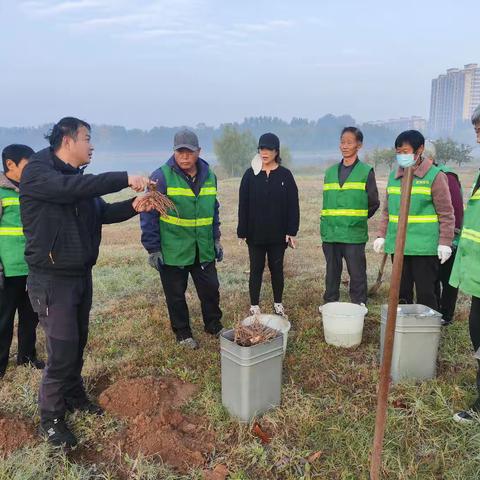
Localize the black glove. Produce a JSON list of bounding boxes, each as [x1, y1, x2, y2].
[[148, 251, 164, 271], [214, 239, 224, 262]]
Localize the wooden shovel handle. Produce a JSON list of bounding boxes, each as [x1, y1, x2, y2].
[[377, 253, 388, 278]]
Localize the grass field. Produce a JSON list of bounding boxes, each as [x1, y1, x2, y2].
[[1, 168, 480, 479]]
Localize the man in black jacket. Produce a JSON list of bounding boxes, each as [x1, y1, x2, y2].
[[20, 117, 151, 447]]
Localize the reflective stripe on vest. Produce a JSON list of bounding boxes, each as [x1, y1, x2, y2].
[[160, 215, 213, 227], [0, 227, 24, 235], [461, 227, 480, 244], [0, 227, 23, 237], [388, 214, 438, 224], [166, 187, 217, 197], [323, 182, 366, 191], [321, 209, 368, 217], [387, 186, 432, 196], [1, 197, 20, 207]]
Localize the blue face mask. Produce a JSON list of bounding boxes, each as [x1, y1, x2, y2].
[[396, 153, 415, 168]]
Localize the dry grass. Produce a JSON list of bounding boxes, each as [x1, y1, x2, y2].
[[1, 167, 480, 479]]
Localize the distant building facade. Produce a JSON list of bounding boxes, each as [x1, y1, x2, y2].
[[366, 116, 427, 133], [429, 63, 480, 134]]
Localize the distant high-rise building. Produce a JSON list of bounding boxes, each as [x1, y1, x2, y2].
[[429, 64, 480, 134]]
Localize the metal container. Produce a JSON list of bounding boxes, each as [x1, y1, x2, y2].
[[380, 304, 442, 383], [220, 329, 284, 422]]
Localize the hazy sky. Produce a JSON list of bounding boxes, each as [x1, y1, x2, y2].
[[0, 0, 478, 128]]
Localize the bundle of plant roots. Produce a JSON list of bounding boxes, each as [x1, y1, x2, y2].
[[135, 183, 177, 217], [234, 316, 278, 347]]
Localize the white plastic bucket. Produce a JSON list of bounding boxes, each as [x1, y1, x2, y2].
[[241, 314, 291, 355], [320, 302, 367, 347]]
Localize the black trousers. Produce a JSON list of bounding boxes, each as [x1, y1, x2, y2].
[[467, 296, 480, 400], [469, 296, 480, 352], [435, 249, 459, 322], [248, 243, 287, 305], [398, 255, 439, 310], [322, 242, 367, 305], [27, 272, 92, 420], [159, 261, 223, 341], [0, 275, 39, 376]]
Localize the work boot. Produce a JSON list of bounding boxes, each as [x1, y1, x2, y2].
[[17, 357, 45, 370], [178, 337, 199, 350], [39, 417, 78, 448], [66, 397, 104, 416]]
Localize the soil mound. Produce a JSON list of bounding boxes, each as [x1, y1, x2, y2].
[[118, 412, 214, 471], [98, 376, 214, 474], [99, 376, 198, 418], [0, 416, 36, 456]]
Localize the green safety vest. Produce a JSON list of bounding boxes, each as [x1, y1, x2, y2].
[[385, 164, 441, 256], [0, 186, 28, 277], [449, 172, 480, 297], [437, 164, 462, 247], [159, 164, 217, 266], [320, 160, 372, 243]]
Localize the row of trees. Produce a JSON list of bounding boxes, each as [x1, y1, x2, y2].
[[0, 114, 398, 153], [0, 118, 475, 177], [214, 128, 474, 177], [365, 139, 473, 171]]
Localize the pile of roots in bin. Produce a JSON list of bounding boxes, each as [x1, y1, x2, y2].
[[234, 316, 278, 347], [135, 183, 177, 216]]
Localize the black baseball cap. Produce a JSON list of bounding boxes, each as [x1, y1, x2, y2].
[[258, 132, 280, 150]]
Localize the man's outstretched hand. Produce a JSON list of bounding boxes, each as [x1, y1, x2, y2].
[[132, 195, 154, 212], [128, 175, 153, 192]]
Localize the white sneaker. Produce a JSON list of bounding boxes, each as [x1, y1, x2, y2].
[[249, 305, 261, 316], [453, 409, 478, 424], [178, 337, 199, 350], [274, 303, 286, 316]]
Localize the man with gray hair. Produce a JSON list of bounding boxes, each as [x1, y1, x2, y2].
[[140, 129, 224, 349], [450, 105, 480, 423]]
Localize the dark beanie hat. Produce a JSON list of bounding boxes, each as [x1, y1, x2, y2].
[[258, 132, 280, 151]]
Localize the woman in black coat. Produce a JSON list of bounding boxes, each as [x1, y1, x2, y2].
[[237, 133, 300, 317]]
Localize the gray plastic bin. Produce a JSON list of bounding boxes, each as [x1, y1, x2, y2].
[[380, 304, 442, 383], [220, 329, 284, 422]]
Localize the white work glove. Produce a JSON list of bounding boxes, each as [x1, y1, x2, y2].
[[438, 245, 452, 264], [373, 237, 385, 253]]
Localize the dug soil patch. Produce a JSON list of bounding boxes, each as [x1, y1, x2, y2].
[[99, 376, 198, 418], [0, 416, 36, 456], [97, 376, 214, 474]]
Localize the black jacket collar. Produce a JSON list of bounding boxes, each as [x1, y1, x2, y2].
[[33, 147, 84, 176]]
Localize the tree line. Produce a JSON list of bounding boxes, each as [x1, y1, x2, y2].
[[0, 117, 475, 178], [365, 139, 473, 172], [0, 115, 398, 153]]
